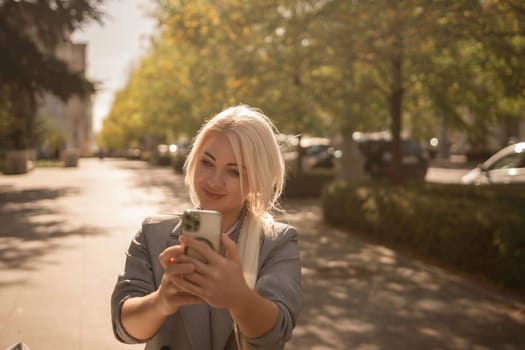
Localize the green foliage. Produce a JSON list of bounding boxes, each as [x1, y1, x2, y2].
[[35, 159, 63, 168], [0, 0, 103, 149], [100, 0, 525, 169], [283, 170, 334, 198], [322, 181, 525, 293]]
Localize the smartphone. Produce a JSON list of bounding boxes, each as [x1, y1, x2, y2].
[[181, 209, 223, 263]]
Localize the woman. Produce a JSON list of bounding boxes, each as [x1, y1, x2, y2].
[[111, 105, 303, 350]]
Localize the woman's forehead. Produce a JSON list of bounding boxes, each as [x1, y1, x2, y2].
[[201, 132, 238, 161]]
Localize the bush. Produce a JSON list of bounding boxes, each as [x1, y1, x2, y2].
[[322, 181, 525, 294], [283, 169, 334, 198], [172, 153, 187, 174], [140, 151, 152, 162], [155, 154, 172, 166]]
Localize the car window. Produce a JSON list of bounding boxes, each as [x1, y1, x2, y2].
[[304, 145, 330, 156], [513, 153, 524, 168], [401, 140, 421, 156], [489, 152, 524, 170]]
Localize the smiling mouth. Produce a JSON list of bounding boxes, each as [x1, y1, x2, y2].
[[204, 188, 225, 199]]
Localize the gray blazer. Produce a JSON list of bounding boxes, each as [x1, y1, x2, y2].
[[111, 215, 303, 350]]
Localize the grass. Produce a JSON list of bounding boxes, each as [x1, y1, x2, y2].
[[35, 159, 63, 167]]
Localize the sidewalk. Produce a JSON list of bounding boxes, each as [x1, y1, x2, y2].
[[0, 159, 524, 349], [281, 199, 525, 349]]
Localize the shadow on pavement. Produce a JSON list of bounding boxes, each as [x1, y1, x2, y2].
[[280, 198, 525, 350], [0, 185, 105, 272]]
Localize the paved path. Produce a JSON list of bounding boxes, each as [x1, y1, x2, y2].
[[0, 159, 523, 349]]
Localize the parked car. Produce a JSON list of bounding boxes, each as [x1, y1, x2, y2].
[[281, 136, 336, 171], [304, 144, 338, 169], [461, 142, 525, 185], [356, 138, 429, 180], [283, 134, 428, 179]]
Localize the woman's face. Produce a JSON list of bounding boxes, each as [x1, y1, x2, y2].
[[193, 131, 248, 228]]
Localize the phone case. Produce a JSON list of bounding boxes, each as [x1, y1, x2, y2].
[[181, 209, 223, 262]]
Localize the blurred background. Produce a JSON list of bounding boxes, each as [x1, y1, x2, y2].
[[1, 0, 525, 178], [1, 1, 525, 349]]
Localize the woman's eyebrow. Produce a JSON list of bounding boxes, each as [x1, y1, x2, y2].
[[203, 150, 239, 167], [203, 151, 215, 160]]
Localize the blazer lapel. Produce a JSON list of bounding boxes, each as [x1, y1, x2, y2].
[[166, 220, 182, 247]]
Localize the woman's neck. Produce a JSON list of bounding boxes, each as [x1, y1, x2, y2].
[[222, 207, 246, 234]]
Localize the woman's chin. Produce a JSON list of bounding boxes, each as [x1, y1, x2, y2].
[[198, 200, 221, 212]]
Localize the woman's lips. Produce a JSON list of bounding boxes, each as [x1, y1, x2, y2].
[[204, 188, 225, 200]]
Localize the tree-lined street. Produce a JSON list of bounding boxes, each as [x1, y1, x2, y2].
[[1, 159, 523, 349], [1, 1, 524, 348], [96, 1, 525, 182]]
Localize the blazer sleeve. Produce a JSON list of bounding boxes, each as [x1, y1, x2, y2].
[[110, 226, 157, 344], [111, 215, 180, 344], [244, 224, 303, 349]]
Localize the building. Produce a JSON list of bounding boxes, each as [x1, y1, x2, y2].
[[37, 41, 93, 158]]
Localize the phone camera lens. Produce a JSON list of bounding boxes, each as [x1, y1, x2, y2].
[[184, 212, 200, 231]]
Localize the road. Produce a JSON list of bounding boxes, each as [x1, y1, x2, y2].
[[0, 159, 523, 350]]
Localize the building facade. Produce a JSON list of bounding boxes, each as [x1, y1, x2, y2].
[[37, 41, 93, 158]]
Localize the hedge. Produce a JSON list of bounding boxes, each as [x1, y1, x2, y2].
[[322, 181, 525, 294], [283, 170, 334, 198]]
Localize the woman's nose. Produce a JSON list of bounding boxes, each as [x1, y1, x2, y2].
[[207, 169, 224, 187]]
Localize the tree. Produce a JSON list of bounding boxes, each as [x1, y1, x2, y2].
[[0, 0, 104, 149], [311, 0, 525, 180], [175, 1, 334, 173], [101, 0, 525, 179], [99, 0, 237, 152]]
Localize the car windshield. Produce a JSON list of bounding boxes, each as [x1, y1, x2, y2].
[[304, 145, 330, 156], [489, 152, 524, 170]]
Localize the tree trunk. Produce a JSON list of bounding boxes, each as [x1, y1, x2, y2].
[[335, 131, 365, 182], [389, 27, 404, 182], [438, 111, 450, 159], [295, 133, 304, 174], [293, 68, 304, 175]]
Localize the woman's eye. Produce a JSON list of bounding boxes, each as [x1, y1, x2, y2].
[[200, 159, 213, 167], [228, 169, 240, 177]]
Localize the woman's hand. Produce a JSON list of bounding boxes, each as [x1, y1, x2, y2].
[[172, 233, 251, 310], [170, 234, 280, 339], [155, 244, 204, 316]]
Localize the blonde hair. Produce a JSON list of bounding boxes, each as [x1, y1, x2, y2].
[[184, 105, 286, 289]]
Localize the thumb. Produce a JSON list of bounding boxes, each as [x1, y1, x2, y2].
[[221, 233, 241, 263]]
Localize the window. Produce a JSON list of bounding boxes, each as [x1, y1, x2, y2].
[[489, 152, 524, 170]]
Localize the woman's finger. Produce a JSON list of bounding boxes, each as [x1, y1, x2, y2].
[[174, 293, 204, 305], [180, 234, 222, 265], [159, 244, 185, 268], [182, 270, 208, 288], [164, 261, 196, 275], [170, 275, 204, 297], [176, 251, 215, 275]]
